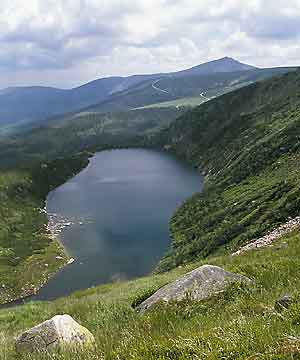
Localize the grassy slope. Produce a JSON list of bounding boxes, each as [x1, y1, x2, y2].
[[0, 154, 89, 303], [1, 231, 300, 359], [150, 69, 300, 271]]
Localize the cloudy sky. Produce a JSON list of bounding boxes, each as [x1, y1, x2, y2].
[[1, 0, 299, 89]]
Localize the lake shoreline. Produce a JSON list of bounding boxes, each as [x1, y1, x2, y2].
[[1, 148, 202, 307], [0, 155, 92, 307]]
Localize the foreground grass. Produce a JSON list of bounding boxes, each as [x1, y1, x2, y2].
[[1, 230, 300, 359]]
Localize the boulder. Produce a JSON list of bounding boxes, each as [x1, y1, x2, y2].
[[16, 314, 94, 353], [137, 265, 251, 313]]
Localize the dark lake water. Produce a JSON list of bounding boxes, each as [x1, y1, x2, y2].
[[33, 149, 202, 301]]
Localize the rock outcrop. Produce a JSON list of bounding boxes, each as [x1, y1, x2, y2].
[[137, 265, 251, 313], [16, 314, 94, 353]]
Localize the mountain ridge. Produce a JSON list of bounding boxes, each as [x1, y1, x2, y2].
[[0, 57, 266, 128]]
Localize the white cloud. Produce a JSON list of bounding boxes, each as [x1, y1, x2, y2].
[[0, 0, 299, 88]]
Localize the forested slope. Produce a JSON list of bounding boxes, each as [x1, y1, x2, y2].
[[154, 69, 300, 271]]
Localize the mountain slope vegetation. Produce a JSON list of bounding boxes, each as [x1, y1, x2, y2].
[[0, 154, 89, 303], [0, 107, 186, 168], [152, 68, 300, 270]]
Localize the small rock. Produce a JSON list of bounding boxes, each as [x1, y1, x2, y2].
[[275, 294, 293, 311], [16, 314, 94, 353], [137, 265, 251, 313]]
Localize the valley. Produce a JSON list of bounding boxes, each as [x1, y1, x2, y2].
[[0, 58, 300, 359]]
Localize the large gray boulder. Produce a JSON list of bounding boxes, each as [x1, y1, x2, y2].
[[137, 265, 251, 313], [16, 314, 94, 353]]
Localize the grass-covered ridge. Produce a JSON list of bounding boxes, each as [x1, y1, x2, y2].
[[153, 69, 300, 271], [0, 154, 89, 303], [1, 230, 300, 359]]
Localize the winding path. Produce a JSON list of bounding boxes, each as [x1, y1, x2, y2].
[[152, 79, 170, 94]]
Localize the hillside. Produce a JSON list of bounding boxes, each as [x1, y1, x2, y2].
[[0, 107, 186, 168], [0, 76, 156, 127], [84, 67, 293, 114], [0, 57, 291, 132], [0, 154, 89, 303], [0, 66, 300, 359], [151, 68, 300, 271]]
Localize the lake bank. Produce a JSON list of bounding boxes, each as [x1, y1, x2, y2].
[[1, 148, 203, 306], [33, 149, 203, 301]]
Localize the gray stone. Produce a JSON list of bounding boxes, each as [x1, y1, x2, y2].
[[275, 294, 293, 311], [16, 314, 94, 353], [137, 265, 251, 313]]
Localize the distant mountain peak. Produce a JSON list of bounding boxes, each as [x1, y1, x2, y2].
[[219, 56, 236, 60], [176, 57, 257, 77]]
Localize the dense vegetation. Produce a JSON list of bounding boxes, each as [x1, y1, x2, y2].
[[0, 107, 185, 168], [151, 69, 300, 271], [0, 153, 89, 303]]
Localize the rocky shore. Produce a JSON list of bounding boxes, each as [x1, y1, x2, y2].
[[40, 206, 93, 238]]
